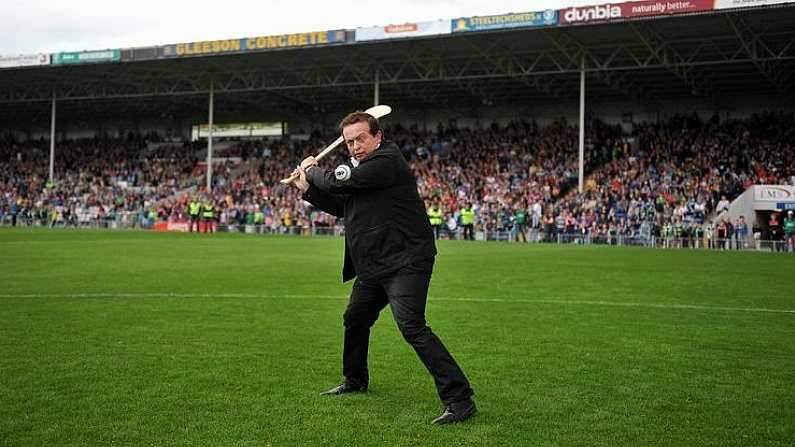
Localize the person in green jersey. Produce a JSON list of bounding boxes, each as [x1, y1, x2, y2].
[[784, 210, 795, 252], [513, 205, 527, 243]]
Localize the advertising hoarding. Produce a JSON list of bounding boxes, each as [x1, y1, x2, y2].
[[560, 0, 713, 24], [452, 10, 558, 32], [52, 49, 121, 65], [160, 30, 346, 58], [0, 53, 50, 68], [355, 20, 451, 41]]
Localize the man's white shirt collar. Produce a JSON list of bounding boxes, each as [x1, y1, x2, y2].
[[350, 143, 380, 168]]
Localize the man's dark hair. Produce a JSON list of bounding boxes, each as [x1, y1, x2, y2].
[[339, 111, 381, 136]]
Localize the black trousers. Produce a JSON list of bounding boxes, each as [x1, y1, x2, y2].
[[341, 270, 474, 405], [462, 224, 474, 240]]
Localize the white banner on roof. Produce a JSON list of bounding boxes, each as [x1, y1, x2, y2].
[[355, 19, 451, 41], [714, 0, 792, 9], [0, 53, 50, 68]]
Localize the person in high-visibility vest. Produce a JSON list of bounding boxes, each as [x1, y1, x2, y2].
[[427, 202, 443, 240], [460, 203, 475, 241], [148, 209, 158, 228], [202, 200, 216, 233], [188, 198, 201, 232]]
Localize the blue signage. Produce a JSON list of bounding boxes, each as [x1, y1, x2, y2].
[[452, 10, 558, 33]]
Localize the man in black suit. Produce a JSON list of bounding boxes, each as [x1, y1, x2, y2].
[[290, 111, 476, 425]]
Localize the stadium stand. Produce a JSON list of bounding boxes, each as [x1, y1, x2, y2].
[[551, 111, 795, 248], [2, 112, 793, 251]]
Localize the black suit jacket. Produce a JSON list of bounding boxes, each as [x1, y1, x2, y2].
[[302, 142, 436, 282]]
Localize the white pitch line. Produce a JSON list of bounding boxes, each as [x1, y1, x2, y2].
[[0, 292, 793, 315], [439, 297, 795, 315]]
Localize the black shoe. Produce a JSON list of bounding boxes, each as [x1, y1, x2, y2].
[[431, 399, 477, 425], [320, 382, 367, 396]]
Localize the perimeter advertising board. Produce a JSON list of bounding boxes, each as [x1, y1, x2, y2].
[[355, 20, 451, 41], [452, 10, 558, 32], [0, 53, 50, 68], [191, 122, 283, 140], [560, 0, 714, 24], [121, 47, 158, 62], [160, 30, 346, 58], [52, 49, 121, 65]]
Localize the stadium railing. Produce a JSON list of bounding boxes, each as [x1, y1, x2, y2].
[[0, 211, 151, 230], [215, 224, 343, 237], [3, 217, 793, 253]]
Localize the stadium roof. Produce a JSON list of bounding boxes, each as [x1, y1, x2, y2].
[[1, 4, 794, 129]]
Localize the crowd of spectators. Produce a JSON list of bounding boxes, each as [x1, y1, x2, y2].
[[2, 111, 794, 251], [406, 119, 624, 235], [543, 111, 795, 246], [0, 135, 200, 227], [158, 119, 624, 235]]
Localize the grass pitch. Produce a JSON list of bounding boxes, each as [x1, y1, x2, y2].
[[1, 229, 794, 446]]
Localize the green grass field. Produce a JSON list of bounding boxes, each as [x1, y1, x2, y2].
[[1, 228, 794, 446]]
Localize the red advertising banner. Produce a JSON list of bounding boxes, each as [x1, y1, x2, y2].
[[560, 0, 714, 24], [624, 0, 714, 17], [153, 221, 191, 232]]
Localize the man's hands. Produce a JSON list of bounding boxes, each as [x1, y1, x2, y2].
[[300, 156, 317, 171], [290, 166, 310, 193], [288, 156, 318, 193]]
